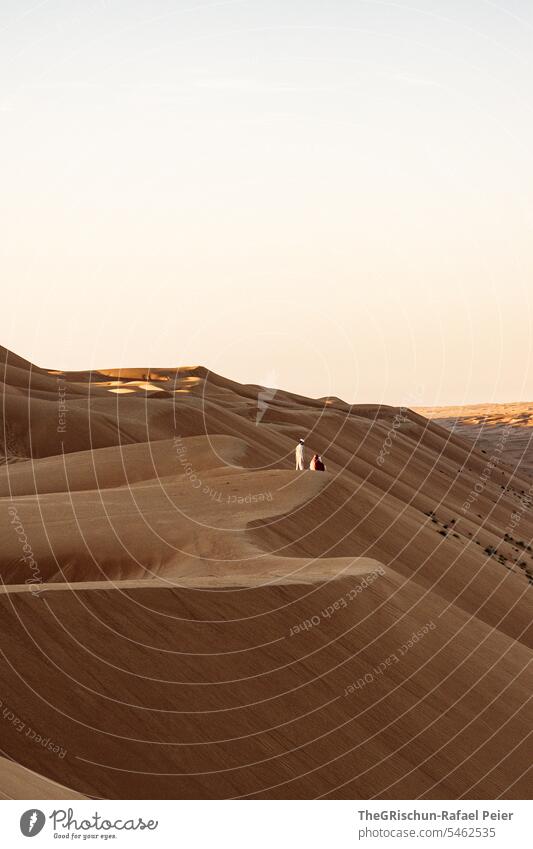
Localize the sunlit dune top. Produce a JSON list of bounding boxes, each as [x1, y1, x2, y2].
[[416, 402, 533, 428], [102, 376, 203, 395], [104, 380, 166, 394]]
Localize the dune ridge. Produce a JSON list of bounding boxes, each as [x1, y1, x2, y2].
[[0, 347, 531, 799]]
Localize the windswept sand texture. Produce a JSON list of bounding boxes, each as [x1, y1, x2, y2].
[[0, 346, 531, 799]]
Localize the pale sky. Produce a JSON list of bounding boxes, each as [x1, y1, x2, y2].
[[1, 0, 532, 406]]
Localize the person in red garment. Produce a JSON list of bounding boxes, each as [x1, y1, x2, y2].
[[310, 454, 326, 471]]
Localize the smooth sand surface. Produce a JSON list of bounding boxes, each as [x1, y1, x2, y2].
[[0, 756, 86, 800], [0, 346, 531, 799]]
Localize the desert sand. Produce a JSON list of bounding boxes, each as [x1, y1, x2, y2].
[[0, 346, 531, 799], [417, 403, 533, 479]]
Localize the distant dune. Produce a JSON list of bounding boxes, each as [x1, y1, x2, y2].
[[417, 403, 533, 479], [0, 347, 531, 799]]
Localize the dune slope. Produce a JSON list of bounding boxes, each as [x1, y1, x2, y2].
[[0, 348, 531, 799]]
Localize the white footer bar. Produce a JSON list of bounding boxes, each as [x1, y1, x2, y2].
[[3, 799, 530, 848]]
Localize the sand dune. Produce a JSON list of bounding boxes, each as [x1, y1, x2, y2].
[[418, 403, 533, 479], [0, 347, 531, 798], [0, 756, 85, 800]]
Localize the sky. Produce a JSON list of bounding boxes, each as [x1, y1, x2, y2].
[[1, 0, 532, 406]]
